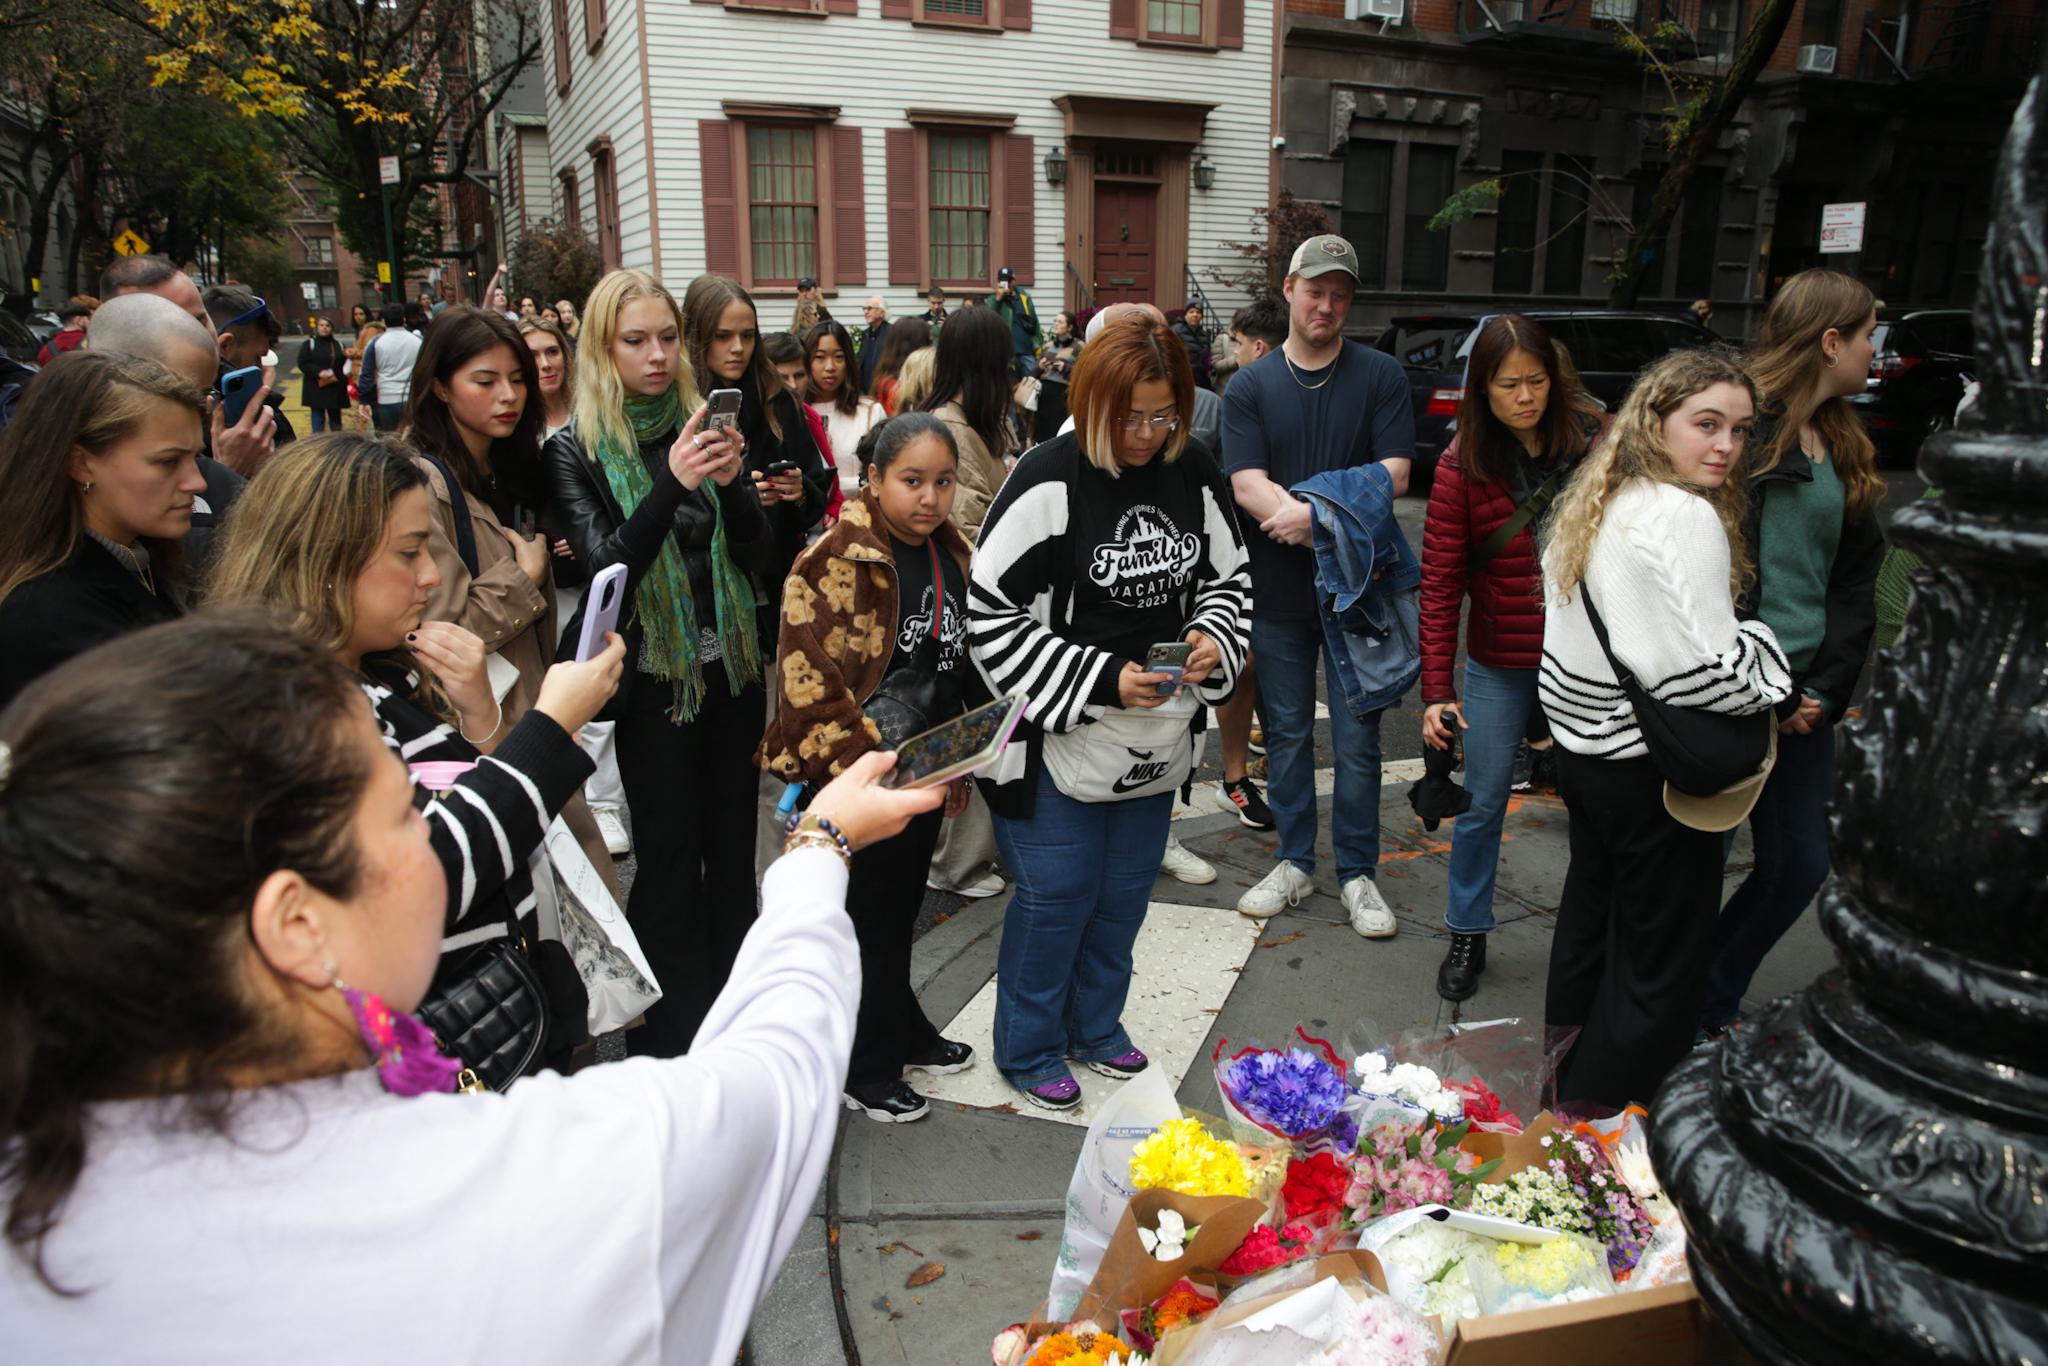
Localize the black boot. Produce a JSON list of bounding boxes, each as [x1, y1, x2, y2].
[[1436, 932, 1487, 1002]]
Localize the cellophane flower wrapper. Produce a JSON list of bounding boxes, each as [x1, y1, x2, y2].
[[1365, 1217, 1487, 1329], [1128, 1117, 1253, 1199], [1345, 1016, 1545, 1137], [1211, 1030, 1349, 1148], [1120, 1277, 1221, 1354], [1151, 1257, 1432, 1366], [1339, 1115, 1497, 1224], [993, 1319, 1142, 1366], [1464, 1231, 1616, 1316]]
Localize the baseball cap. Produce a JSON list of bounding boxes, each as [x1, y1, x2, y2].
[[797, 275, 819, 291], [997, 266, 1016, 283], [1288, 235, 1361, 282], [1663, 726, 1778, 833]]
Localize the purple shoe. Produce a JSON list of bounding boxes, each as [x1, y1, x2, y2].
[[1021, 1076, 1082, 1111], [1083, 1048, 1149, 1080]]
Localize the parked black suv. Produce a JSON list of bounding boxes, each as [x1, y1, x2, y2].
[[1849, 308, 1973, 468], [1372, 310, 1720, 486], [0, 310, 40, 367]]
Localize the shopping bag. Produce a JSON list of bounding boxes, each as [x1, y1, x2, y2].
[[1045, 1065, 1183, 1320], [532, 818, 661, 1035]]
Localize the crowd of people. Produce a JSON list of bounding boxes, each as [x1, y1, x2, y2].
[[0, 234, 1883, 1350]]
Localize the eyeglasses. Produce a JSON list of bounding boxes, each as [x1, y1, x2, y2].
[[223, 295, 269, 329], [1117, 413, 1180, 433]]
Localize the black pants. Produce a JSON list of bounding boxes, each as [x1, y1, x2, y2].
[[616, 669, 765, 1058], [846, 808, 947, 1087], [1546, 747, 1724, 1111]]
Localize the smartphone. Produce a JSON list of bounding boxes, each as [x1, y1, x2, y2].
[[1146, 641, 1193, 696], [706, 388, 743, 436], [512, 503, 537, 539], [762, 458, 799, 476], [573, 563, 628, 662], [218, 366, 264, 428], [882, 693, 1029, 790]]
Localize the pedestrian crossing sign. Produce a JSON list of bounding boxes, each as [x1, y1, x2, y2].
[[113, 229, 151, 257]]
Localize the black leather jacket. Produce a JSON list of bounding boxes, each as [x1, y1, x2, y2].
[[544, 419, 771, 656], [735, 383, 834, 588]]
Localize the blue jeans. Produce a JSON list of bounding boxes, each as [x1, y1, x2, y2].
[[1445, 662, 1541, 933], [373, 402, 406, 432], [990, 765, 1172, 1087], [308, 406, 339, 432], [1251, 612, 1384, 881], [1700, 723, 1836, 1031]]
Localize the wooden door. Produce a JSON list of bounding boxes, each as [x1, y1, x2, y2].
[[1093, 184, 1158, 305]]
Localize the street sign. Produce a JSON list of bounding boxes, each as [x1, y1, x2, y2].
[[377, 260, 392, 284], [379, 156, 401, 186], [112, 229, 151, 257], [300, 281, 320, 306], [1820, 202, 1866, 255]]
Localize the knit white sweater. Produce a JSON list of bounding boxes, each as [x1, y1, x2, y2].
[[1540, 478, 1793, 759]]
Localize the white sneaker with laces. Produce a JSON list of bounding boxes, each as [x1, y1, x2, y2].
[[1237, 861, 1314, 918], [1342, 875, 1397, 938], [593, 805, 631, 857], [1159, 838, 1217, 885], [928, 870, 1007, 898]]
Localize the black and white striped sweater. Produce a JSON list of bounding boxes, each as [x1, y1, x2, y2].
[[967, 433, 1251, 816], [1539, 479, 1792, 761], [361, 665, 593, 951]]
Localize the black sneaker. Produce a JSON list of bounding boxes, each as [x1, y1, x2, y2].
[[1436, 932, 1488, 1002], [1220, 777, 1276, 830], [904, 1038, 975, 1077], [842, 1079, 931, 1123], [1528, 743, 1559, 794], [1509, 740, 1534, 793]]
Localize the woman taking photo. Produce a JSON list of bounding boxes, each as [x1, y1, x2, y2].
[[208, 436, 626, 1079], [968, 316, 1251, 1111], [0, 351, 205, 710], [1700, 268, 1886, 1040], [0, 611, 942, 1359], [682, 276, 834, 605], [296, 318, 348, 433], [405, 307, 618, 889], [760, 413, 977, 1123], [548, 269, 771, 1057], [1419, 315, 1604, 1004], [918, 304, 1018, 542], [805, 318, 885, 499], [870, 317, 930, 416], [1538, 349, 1792, 1112]]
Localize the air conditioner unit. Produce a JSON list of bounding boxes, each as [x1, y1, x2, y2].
[[1797, 44, 1838, 74], [1345, 0, 1405, 23]]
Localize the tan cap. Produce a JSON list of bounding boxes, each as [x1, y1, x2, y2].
[[1664, 725, 1778, 833], [1288, 234, 1361, 282]]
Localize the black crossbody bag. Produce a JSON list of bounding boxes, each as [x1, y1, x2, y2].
[[1582, 589, 1770, 797]]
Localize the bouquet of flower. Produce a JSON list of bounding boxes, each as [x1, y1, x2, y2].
[[991, 1321, 1142, 1366], [1351, 1051, 1466, 1128], [1118, 1277, 1218, 1355], [1215, 1035, 1349, 1143], [1128, 1118, 1251, 1198], [1465, 1231, 1615, 1315], [1342, 1118, 1499, 1223], [1216, 1220, 1318, 1277], [1135, 1208, 1197, 1262], [1462, 1129, 1653, 1276], [1445, 1073, 1523, 1134], [1302, 1287, 1441, 1366], [1370, 1217, 1486, 1327]]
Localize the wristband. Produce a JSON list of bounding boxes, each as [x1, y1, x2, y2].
[[782, 826, 852, 869], [783, 810, 853, 862]]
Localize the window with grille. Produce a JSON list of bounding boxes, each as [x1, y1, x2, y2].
[[1492, 150, 1542, 294], [1340, 140, 1393, 290], [306, 237, 335, 265], [928, 134, 990, 284], [1695, 0, 1740, 59], [1094, 149, 1158, 178], [747, 125, 819, 285], [1148, 0, 1202, 38], [922, 0, 986, 16], [317, 282, 339, 309], [1542, 155, 1593, 296], [1403, 145, 1455, 292]]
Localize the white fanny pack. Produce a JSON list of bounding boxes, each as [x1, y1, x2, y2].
[[1041, 689, 1199, 804]]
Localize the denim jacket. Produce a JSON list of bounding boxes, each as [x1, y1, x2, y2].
[[1295, 464, 1421, 717]]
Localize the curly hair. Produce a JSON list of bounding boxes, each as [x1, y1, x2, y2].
[[1545, 348, 1757, 604]]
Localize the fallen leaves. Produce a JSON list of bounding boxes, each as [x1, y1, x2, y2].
[[877, 1240, 925, 1258], [906, 1262, 946, 1289], [1016, 1230, 1043, 1242], [1258, 931, 1305, 949]]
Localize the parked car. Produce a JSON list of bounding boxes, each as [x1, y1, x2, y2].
[[25, 310, 60, 348], [1371, 310, 1720, 487], [0, 311, 41, 366], [1849, 308, 1973, 468]]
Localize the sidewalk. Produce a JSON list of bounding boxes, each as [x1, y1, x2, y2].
[[746, 760, 1836, 1365]]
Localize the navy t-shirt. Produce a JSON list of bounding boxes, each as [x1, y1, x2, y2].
[[1220, 341, 1414, 620]]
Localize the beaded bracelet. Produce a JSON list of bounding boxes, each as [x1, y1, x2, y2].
[[782, 811, 853, 866]]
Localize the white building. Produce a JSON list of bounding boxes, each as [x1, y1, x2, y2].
[[539, 0, 1276, 321]]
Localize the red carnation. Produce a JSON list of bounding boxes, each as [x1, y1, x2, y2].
[[1281, 1152, 1352, 1221]]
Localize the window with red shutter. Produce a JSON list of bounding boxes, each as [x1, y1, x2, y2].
[[1217, 0, 1243, 47], [831, 126, 867, 285], [746, 126, 819, 287], [559, 167, 581, 231], [551, 0, 572, 91], [593, 146, 621, 269], [1001, 134, 1034, 286], [699, 121, 741, 278], [928, 134, 991, 285], [1109, 0, 1139, 38], [884, 128, 920, 285], [583, 0, 607, 51]]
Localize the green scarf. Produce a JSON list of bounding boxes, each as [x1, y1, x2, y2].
[[592, 386, 759, 721]]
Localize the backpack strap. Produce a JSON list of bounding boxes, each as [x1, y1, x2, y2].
[[417, 451, 480, 578], [1467, 460, 1567, 579]]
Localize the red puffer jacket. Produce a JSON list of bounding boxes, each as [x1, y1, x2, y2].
[[1420, 436, 1556, 703]]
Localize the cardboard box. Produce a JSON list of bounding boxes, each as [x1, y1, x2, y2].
[[1444, 1281, 1706, 1366]]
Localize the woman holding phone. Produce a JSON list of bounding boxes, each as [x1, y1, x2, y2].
[[966, 316, 1250, 1111], [0, 610, 941, 1362], [760, 413, 976, 1123], [547, 269, 772, 1057]]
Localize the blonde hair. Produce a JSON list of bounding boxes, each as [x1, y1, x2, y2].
[[894, 345, 939, 413], [1745, 268, 1885, 522], [1068, 314, 1193, 477], [571, 270, 699, 463], [1545, 349, 1756, 603]]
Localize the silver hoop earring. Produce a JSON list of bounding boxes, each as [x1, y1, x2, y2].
[[1823, 353, 1839, 368]]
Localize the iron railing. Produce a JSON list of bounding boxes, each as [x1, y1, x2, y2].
[[1853, 0, 2040, 88]]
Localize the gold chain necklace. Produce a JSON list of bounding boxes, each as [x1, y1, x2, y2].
[[1283, 347, 1338, 391]]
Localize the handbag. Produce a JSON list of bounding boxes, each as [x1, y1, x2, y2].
[[1013, 374, 1042, 413], [417, 906, 548, 1091], [1041, 689, 1200, 804], [1581, 588, 1770, 797]]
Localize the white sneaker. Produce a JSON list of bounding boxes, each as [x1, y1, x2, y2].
[[1159, 838, 1217, 885], [1342, 875, 1397, 939], [929, 870, 1007, 898], [593, 805, 631, 857], [1237, 861, 1314, 918]]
